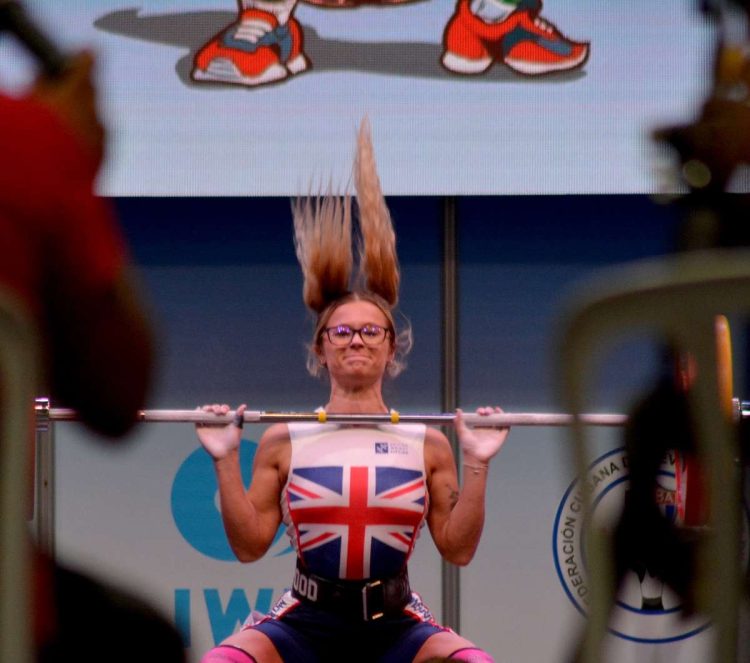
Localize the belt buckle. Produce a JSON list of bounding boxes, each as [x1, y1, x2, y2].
[[361, 579, 385, 621]]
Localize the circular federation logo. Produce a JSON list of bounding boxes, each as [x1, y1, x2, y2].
[[553, 447, 748, 644]]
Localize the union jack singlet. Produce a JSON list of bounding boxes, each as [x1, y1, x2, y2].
[[282, 423, 428, 580]]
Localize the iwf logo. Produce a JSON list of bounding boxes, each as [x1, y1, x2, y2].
[[169, 440, 292, 646], [553, 448, 749, 644]]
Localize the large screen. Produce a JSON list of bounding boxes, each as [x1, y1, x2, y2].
[[0, 0, 713, 195]]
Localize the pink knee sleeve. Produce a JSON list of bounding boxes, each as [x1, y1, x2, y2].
[[449, 647, 495, 662], [200, 645, 257, 663]]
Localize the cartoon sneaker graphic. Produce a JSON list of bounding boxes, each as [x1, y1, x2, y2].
[[441, 0, 589, 76], [192, 7, 309, 87]]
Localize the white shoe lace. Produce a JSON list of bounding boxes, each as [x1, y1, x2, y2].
[[233, 17, 274, 44], [533, 15, 557, 36]]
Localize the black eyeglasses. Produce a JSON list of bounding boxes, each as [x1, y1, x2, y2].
[[323, 324, 391, 346]]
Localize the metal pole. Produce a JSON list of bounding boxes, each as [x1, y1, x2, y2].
[[34, 397, 54, 558], [441, 195, 461, 631]]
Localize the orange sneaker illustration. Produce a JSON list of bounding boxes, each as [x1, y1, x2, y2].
[[441, 0, 589, 76], [192, 7, 309, 86], [192, 0, 588, 88]]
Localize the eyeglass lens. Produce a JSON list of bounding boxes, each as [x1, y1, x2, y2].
[[327, 325, 387, 345]]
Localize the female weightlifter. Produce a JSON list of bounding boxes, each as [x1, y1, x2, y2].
[[196, 120, 508, 663]]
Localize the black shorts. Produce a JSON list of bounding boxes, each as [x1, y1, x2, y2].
[[246, 590, 448, 662]]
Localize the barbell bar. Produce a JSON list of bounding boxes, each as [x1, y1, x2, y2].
[[33, 399, 750, 428]]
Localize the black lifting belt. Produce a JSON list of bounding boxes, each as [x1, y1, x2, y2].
[[291, 559, 411, 621]]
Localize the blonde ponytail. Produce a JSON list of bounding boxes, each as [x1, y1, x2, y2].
[[353, 117, 400, 307], [292, 190, 353, 314], [293, 118, 412, 378]]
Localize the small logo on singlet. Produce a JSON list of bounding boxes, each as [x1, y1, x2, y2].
[[374, 441, 408, 454]]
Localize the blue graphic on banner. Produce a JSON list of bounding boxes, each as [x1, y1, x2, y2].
[[174, 589, 192, 647], [207, 587, 273, 643], [171, 440, 286, 560], [175, 587, 275, 646]]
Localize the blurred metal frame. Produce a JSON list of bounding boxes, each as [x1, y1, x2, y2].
[[559, 248, 750, 663], [0, 287, 40, 663]]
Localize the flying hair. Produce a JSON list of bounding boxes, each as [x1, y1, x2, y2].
[[353, 117, 400, 308], [293, 118, 400, 313], [292, 189, 353, 314]]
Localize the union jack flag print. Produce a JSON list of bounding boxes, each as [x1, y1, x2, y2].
[[287, 465, 426, 579]]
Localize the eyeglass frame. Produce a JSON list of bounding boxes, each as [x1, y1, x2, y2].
[[321, 324, 393, 347]]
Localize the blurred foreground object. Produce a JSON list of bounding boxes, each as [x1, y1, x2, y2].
[[559, 249, 750, 663], [657, 0, 750, 194], [0, 0, 67, 76]]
